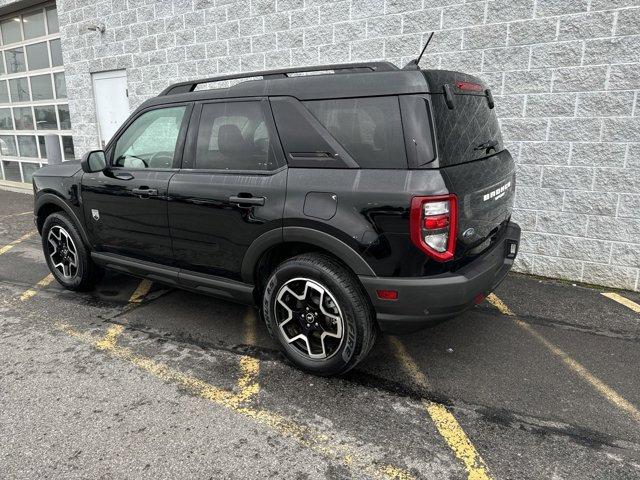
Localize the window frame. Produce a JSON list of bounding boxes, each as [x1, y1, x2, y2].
[[181, 97, 286, 175], [105, 102, 193, 172]]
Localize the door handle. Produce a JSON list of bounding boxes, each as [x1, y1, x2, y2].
[[229, 195, 265, 206], [132, 186, 158, 198]]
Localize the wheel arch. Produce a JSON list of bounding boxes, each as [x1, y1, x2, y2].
[[35, 193, 91, 247], [242, 226, 376, 287]]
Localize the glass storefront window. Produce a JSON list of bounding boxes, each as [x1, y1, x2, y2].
[[23, 10, 46, 40], [62, 135, 74, 160], [54, 72, 66, 98], [0, 81, 8, 103], [38, 135, 48, 158], [49, 39, 62, 66], [34, 105, 57, 130], [46, 7, 59, 34], [9, 77, 30, 102], [2, 160, 21, 181], [26, 42, 50, 70], [0, 108, 13, 129], [0, 6, 68, 183], [17, 135, 38, 157], [6, 47, 26, 73], [1, 18, 22, 45], [30, 74, 53, 100], [13, 107, 33, 129], [57, 105, 70, 129], [0, 135, 17, 155]]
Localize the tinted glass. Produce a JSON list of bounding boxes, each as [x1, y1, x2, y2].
[[13, 107, 33, 129], [114, 107, 186, 169], [30, 74, 53, 100], [195, 101, 277, 171], [1, 18, 22, 45], [49, 39, 62, 66], [0, 135, 17, 155], [0, 81, 8, 103], [62, 135, 74, 160], [57, 105, 70, 129], [17, 135, 37, 157], [9, 77, 29, 102], [304, 97, 407, 169], [46, 7, 59, 34], [21, 162, 41, 183], [0, 108, 13, 129], [0, 52, 4, 75], [26, 42, 49, 70], [54, 72, 66, 98], [5, 47, 26, 73], [34, 105, 57, 130], [23, 10, 46, 39], [2, 160, 21, 181]]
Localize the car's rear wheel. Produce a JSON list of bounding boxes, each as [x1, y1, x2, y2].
[[262, 253, 376, 376], [42, 212, 99, 291]]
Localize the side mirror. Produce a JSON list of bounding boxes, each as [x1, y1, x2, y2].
[[81, 150, 107, 173]]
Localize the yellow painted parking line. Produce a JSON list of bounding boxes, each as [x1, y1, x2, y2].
[[235, 307, 260, 405], [389, 337, 491, 480], [0, 230, 37, 255], [602, 292, 640, 314], [128, 279, 154, 303], [487, 293, 640, 424], [19, 274, 54, 301], [96, 324, 125, 350], [55, 321, 414, 480]]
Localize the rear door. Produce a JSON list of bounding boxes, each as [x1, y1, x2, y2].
[[422, 70, 515, 259], [81, 104, 190, 264], [168, 98, 287, 281]]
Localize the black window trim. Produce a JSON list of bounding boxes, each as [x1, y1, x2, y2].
[[180, 96, 287, 175], [105, 101, 194, 172], [398, 94, 439, 169]]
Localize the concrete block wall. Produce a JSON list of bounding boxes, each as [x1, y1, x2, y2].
[[26, 0, 640, 289]]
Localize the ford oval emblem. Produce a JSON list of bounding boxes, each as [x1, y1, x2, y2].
[[462, 228, 475, 238]]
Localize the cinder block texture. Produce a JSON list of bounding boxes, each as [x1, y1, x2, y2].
[[8, 0, 635, 290]]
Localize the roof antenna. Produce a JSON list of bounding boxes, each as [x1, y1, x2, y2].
[[402, 32, 434, 70]]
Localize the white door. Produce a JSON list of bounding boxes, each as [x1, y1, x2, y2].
[[92, 70, 130, 148]]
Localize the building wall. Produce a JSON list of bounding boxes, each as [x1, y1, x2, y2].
[[7, 0, 640, 290]]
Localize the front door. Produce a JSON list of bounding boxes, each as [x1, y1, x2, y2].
[[81, 104, 191, 264], [168, 99, 287, 281]]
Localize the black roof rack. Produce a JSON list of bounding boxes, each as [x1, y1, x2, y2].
[[159, 61, 399, 96]]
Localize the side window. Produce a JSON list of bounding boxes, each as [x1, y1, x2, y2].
[[195, 101, 277, 171], [113, 106, 186, 169], [304, 97, 407, 169]]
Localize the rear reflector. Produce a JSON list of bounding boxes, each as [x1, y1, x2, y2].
[[455, 81, 483, 92], [410, 195, 457, 262], [376, 289, 398, 301]]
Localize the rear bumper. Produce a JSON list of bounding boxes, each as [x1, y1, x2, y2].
[[360, 222, 520, 334]]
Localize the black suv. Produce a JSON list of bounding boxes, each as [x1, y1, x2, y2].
[[33, 61, 520, 375]]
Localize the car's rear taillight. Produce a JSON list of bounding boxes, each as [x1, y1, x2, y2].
[[410, 195, 457, 262]]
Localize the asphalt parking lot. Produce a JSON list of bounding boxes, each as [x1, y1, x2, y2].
[[1, 188, 640, 479]]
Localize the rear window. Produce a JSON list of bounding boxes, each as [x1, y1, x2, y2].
[[304, 97, 407, 169]]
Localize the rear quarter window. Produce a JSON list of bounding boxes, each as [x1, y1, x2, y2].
[[303, 97, 407, 169]]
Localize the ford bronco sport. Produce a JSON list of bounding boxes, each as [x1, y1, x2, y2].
[[33, 60, 520, 375]]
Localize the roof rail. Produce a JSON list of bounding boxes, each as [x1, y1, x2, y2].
[[159, 61, 399, 96]]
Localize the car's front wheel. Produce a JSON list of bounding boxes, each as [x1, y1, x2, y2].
[[262, 253, 377, 376], [42, 212, 99, 291]]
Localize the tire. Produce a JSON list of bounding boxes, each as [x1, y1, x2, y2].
[[42, 212, 99, 291], [262, 253, 377, 376]]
